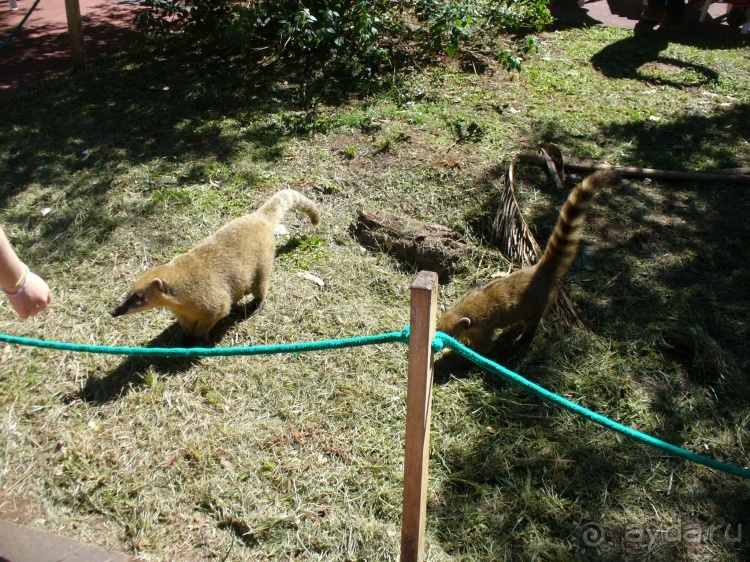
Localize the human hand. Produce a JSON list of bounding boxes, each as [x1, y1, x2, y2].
[[5, 270, 51, 319]]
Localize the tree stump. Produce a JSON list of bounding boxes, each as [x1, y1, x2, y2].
[[350, 210, 467, 281]]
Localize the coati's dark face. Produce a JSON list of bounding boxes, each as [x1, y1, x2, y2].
[[436, 307, 473, 341], [110, 277, 165, 317], [436, 287, 491, 351]]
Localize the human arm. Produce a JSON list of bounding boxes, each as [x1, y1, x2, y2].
[[0, 227, 51, 319]]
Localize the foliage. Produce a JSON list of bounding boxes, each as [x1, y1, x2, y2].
[[136, 0, 552, 74], [413, 0, 549, 58]]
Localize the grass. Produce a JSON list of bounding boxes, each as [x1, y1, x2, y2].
[[1, 19, 749, 561]]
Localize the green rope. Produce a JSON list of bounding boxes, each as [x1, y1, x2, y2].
[[0, 327, 747, 479], [0, 329, 409, 357], [0, 0, 43, 54], [433, 332, 750, 480]]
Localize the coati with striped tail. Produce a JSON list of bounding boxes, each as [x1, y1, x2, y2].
[[437, 169, 620, 353], [110, 189, 320, 339]]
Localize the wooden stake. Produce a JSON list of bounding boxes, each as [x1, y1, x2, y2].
[[400, 271, 438, 562], [64, 0, 85, 70]]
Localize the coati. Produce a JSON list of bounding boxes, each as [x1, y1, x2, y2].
[[436, 169, 621, 353], [110, 189, 320, 338]]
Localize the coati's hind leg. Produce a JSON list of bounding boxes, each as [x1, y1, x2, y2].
[[249, 260, 273, 314]]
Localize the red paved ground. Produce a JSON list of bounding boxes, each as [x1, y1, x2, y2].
[[550, 0, 746, 32], [0, 0, 143, 104]]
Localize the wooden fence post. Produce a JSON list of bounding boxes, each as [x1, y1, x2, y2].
[[400, 271, 438, 562], [64, 0, 85, 70]]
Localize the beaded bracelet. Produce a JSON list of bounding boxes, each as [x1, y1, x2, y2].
[[2, 264, 29, 297]]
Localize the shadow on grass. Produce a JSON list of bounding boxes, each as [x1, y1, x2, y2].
[[590, 26, 730, 88], [433, 345, 750, 559], [74, 301, 263, 404], [464, 101, 750, 372], [432, 102, 750, 558], [0, 36, 389, 262]]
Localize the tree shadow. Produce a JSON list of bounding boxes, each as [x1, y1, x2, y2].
[[0, 34, 394, 263], [590, 24, 740, 88], [431, 347, 750, 559], [461, 132, 750, 401], [0, 5, 144, 103]]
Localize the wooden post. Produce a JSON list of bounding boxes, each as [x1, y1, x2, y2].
[[400, 271, 438, 562], [64, 0, 85, 70]]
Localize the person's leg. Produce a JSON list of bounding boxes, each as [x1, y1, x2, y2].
[[664, 0, 686, 17], [643, 0, 667, 20]]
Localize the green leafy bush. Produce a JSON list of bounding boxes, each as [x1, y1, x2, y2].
[[136, 0, 552, 73]]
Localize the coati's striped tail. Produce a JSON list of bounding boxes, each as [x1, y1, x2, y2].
[[537, 169, 620, 277], [258, 189, 321, 227]]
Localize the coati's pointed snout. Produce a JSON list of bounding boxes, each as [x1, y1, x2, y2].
[[110, 289, 152, 318], [110, 294, 137, 317], [110, 302, 130, 317]]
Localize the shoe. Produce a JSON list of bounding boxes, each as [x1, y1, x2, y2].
[[641, 6, 666, 20], [660, 11, 684, 28]]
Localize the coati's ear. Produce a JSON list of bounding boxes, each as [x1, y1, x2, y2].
[[458, 317, 471, 328], [151, 278, 164, 292]]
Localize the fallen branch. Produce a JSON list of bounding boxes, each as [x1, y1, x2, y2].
[[350, 210, 468, 280], [515, 153, 750, 184]]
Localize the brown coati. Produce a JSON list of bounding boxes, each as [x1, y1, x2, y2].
[[437, 169, 620, 353], [110, 189, 320, 338]]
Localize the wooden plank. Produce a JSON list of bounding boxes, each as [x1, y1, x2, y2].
[[64, 0, 85, 70], [0, 519, 130, 562], [400, 271, 438, 562]]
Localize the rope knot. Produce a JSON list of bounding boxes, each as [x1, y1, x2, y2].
[[400, 326, 411, 342]]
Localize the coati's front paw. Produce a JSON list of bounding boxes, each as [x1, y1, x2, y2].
[[177, 315, 219, 341], [515, 331, 536, 345], [251, 299, 265, 313], [178, 329, 207, 348]]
